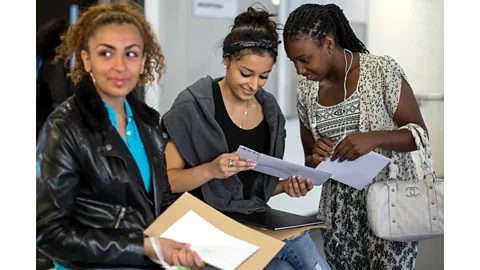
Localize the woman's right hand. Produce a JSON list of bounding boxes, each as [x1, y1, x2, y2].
[[312, 137, 335, 165], [207, 153, 255, 179]]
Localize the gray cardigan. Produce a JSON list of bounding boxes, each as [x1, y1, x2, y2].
[[162, 76, 286, 214]]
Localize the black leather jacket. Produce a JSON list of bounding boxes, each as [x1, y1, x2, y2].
[[36, 78, 175, 269]]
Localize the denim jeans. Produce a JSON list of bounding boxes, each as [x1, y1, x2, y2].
[[264, 231, 332, 270]]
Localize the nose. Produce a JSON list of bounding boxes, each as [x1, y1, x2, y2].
[[248, 76, 260, 91], [295, 62, 306, 76], [113, 55, 126, 72]]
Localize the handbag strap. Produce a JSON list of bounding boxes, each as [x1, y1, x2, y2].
[[388, 123, 435, 180], [399, 123, 435, 176]]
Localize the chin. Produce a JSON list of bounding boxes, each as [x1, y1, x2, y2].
[[103, 87, 135, 98]]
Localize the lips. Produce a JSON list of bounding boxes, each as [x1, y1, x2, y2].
[[109, 78, 128, 86], [241, 87, 255, 96], [306, 74, 318, 81]]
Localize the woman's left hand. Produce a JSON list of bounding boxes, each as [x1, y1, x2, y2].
[[283, 176, 314, 197], [331, 132, 379, 162]]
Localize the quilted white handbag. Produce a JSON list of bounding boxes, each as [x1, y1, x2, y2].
[[366, 123, 444, 242]]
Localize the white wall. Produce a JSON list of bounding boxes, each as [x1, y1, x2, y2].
[[367, 0, 444, 177], [144, 0, 280, 115]]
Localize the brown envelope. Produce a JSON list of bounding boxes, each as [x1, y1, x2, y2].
[[144, 192, 285, 270]]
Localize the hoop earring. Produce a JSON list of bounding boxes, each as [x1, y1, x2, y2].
[[89, 72, 96, 84]]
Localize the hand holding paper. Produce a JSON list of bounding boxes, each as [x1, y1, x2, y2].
[[330, 132, 381, 162], [283, 176, 314, 197], [159, 210, 260, 270], [236, 145, 332, 186]]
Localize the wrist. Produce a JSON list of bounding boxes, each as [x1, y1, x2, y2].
[[280, 180, 288, 193], [202, 162, 214, 181], [370, 131, 386, 149], [143, 238, 153, 258]]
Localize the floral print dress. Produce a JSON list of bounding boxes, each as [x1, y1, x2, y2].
[[296, 53, 419, 270]]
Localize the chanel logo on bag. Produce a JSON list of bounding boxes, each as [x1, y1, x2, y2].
[[405, 187, 420, 197]]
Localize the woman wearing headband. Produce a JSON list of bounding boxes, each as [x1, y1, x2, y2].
[[283, 3, 428, 269], [162, 6, 331, 270]]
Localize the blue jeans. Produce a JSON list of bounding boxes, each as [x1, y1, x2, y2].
[[265, 231, 332, 270]]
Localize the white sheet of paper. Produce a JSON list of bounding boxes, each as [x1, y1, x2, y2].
[[316, 151, 391, 190], [236, 145, 332, 185], [159, 210, 259, 270]]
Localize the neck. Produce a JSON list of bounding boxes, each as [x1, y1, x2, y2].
[[218, 78, 249, 106], [324, 48, 355, 85], [100, 94, 127, 117]]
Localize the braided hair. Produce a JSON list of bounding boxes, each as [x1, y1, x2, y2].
[[283, 3, 369, 53]]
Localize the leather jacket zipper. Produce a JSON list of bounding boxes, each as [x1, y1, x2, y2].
[[114, 207, 126, 229]]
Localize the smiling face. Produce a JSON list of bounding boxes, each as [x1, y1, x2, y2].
[[285, 36, 334, 81], [81, 23, 146, 101], [223, 53, 275, 101]]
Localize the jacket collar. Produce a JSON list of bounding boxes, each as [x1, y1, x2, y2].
[[73, 77, 160, 132]]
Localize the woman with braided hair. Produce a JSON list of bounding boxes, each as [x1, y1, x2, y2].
[[163, 6, 331, 270], [284, 3, 428, 270]]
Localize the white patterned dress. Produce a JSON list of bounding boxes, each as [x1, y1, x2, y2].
[[296, 54, 419, 270]]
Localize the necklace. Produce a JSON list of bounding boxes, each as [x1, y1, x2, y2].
[[341, 48, 354, 139], [239, 100, 249, 129]]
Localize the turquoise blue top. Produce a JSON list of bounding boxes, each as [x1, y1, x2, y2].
[[103, 99, 152, 194]]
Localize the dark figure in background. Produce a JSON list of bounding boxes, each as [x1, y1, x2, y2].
[[36, 19, 73, 139]]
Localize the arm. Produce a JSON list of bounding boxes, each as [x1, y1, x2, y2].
[[374, 77, 428, 151], [299, 119, 334, 168], [332, 77, 429, 161], [165, 141, 255, 193], [36, 118, 144, 266], [272, 180, 287, 196], [165, 141, 215, 193], [300, 119, 318, 168]]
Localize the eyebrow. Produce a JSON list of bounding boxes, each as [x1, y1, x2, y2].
[[240, 65, 272, 74], [96, 44, 141, 50], [294, 54, 308, 60]]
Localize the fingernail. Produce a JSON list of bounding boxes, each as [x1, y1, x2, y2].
[[332, 144, 335, 147], [322, 157, 326, 161], [327, 153, 331, 157], [329, 149, 333, 152]]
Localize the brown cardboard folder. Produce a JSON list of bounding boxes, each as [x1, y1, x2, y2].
[[144, 192, 285, 269]]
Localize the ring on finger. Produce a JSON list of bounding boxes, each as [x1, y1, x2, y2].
[[228, 159, 234, 168]]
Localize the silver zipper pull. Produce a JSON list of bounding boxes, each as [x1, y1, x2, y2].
[[114, 207, 126, 229]]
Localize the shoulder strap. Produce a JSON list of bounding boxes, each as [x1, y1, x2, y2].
[[399, 123, 434, 175]]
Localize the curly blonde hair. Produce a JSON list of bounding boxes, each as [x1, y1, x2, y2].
[[55, 0, 165, 86]]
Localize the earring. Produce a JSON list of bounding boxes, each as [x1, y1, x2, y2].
[[89, 72, 96, 84], [223, 64, 227, 69], [329, 49, 332, 54]]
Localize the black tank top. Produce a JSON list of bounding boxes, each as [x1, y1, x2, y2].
[[190, 79, 270, 200]]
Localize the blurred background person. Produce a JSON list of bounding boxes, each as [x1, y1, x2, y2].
[[36, 18, 73, 139]]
